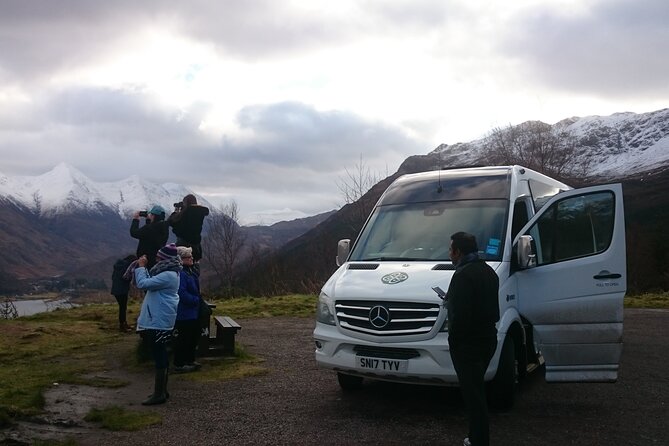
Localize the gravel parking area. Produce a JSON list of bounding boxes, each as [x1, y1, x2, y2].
[[9, 309, 668, 445]]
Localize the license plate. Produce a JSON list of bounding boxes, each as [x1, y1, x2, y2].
[[357, 356, 408, 373]]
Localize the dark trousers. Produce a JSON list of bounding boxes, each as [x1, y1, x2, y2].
[[113, 294, 128, 325], [450, 336, 497, 446], [143, 329, 172, 369], [173, 319, 200, 366]]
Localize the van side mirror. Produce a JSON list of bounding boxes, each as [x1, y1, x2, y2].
[[336, 239, 351, 266], [517, 235, 537, 269]]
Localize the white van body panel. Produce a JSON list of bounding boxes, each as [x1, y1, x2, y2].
[[317, 261, 509, 383], [514, 184, 626, 382], [314, 166, 626, 393]]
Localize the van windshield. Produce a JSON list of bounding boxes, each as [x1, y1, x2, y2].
[[350, 200, 508, 262]]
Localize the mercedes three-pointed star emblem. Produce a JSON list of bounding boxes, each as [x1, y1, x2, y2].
[[369, 305, 391, 328]]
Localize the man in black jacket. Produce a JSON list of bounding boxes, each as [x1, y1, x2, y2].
[[130, 205, 169, 268], [446, 232, 500, 446], [168, 194, 209, 261]]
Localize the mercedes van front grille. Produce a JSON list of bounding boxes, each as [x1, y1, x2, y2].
[[335, 300, 441, 336]]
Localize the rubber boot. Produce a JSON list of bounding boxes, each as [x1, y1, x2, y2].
[[146, 369, 170, 399], [164, 368, 170, 400], [142, 368, 167, 405]]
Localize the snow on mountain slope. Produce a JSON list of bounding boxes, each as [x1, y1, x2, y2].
[[558, 108, 669, 176], [0, 162, 212, 217], [1, 109, 667, 219], [432, 108, 669, 178]]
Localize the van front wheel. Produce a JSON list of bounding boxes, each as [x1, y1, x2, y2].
[[337, 372, 363, 391], [488, 335, 517, 410]]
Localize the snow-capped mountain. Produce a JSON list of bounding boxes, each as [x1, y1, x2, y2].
[[431, 108, 669, 178], [0, 162, 213, 217], [1, 107, 668, 289]]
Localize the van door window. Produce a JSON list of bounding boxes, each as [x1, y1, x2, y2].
[[528, 191, 615, 265]]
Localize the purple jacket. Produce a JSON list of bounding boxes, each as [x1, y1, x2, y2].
[[177, 267, 200, 321]]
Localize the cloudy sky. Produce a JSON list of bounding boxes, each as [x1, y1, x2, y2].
[[1, 0, 667, 224]]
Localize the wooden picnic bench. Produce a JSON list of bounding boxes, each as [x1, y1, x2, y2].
[[212, 315, 241, 356], [195, 301, 241, 357]]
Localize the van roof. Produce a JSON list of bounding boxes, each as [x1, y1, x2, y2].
[[379, 166, 513, 205]]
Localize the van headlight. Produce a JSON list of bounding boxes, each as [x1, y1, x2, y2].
[[317, 292, 336, 325]]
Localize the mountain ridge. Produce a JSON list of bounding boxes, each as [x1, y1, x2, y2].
[[0, 162, 212, 218], [431, 107, 669, 178], [236, 107, 669, 295], [1, 107, 668, 293]]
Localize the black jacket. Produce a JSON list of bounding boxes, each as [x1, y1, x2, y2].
[[130, 218, 169, 267], [110, 257, 133, 296], [169, 205, 209, 244], [446, 258, 500, 341]]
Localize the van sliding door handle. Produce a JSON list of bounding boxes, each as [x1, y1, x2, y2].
[[593, 273, 621, 280]]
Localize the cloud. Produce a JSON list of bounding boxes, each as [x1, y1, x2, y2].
[[501, 0, 669, 98], [1, 0, 666, 223], [0, 2, 144, 83], [222, 102, 421, 167], [0, 0, 463, 84], [0, 83, 423, 219], [190, 102, 425, 200]]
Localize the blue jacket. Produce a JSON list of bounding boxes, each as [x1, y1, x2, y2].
[[177, 268, 200, 321], [134, 267, 180, 331]]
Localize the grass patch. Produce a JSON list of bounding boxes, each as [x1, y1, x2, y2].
[[0, 304, 140, 418], [84, 405, 162, 431], [624, 291, 669, 309], [211, 294, 317, 318], [0, 294, 313, 426], [0, 406, 13, 429], [177, 344, 268, 383]]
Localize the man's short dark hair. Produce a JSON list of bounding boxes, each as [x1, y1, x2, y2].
[[451, 231, 478, 255]]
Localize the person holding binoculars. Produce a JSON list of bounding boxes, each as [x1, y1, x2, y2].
[[168, 194, 209, 262], [130, 205, 169, 269]]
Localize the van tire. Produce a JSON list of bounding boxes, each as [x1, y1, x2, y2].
[[488, 335, 517, 410], [337, 372, 363, 391]]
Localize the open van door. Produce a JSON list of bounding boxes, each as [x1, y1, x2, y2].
[[514, 184, 626, 382]]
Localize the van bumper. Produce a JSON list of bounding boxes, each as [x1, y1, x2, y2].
[[313, 322, 462, 385]]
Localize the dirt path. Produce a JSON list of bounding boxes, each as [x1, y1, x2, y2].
[[3, 309, 668, 445]]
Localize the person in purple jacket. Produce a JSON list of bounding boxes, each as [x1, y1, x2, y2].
[[172, 246, 202, 373]]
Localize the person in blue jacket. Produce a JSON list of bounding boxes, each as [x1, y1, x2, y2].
[[134, 243, 181, 406], [173, 246, 202, 373]]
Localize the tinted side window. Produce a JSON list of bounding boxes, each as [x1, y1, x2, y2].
[[529, 192, 615, 265]]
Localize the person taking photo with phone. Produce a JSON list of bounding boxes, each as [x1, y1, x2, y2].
[[130, 205, 169, 269]]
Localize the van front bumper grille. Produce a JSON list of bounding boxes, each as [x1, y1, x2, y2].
[[335, 300, 441, 336]]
